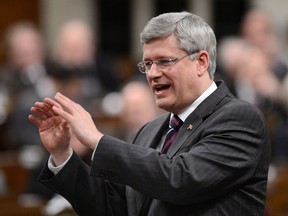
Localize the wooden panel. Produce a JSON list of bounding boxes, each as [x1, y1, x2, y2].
[[0, 151, 28, 195], [0, 196, 43, 216], [0, 151, 44, 215], [266, 166, 288, 216]]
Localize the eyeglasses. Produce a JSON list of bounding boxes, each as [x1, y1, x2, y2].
[[137, 50, 199, 74]]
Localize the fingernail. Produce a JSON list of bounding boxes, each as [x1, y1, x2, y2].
[[55, 92, 60, 98]]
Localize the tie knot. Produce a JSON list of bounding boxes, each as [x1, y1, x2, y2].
[[170, 115, 183, 130]]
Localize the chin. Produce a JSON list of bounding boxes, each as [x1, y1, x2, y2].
[[156, 100, 173, 112]]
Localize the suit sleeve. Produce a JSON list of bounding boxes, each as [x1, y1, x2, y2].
[[91, 101, 270, 205], [38, 151, 128, 216]]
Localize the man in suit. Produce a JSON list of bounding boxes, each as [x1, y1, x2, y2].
[[29, 11, 270, 215]]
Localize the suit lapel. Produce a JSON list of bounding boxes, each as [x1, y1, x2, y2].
[[166, 81, 231, 157], [166, 111, 202, 157], [138, 113, 170, 149]]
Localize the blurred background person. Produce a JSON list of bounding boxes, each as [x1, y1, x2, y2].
[[217, 34, 288, 166], [117, 80, 163, 141], [240, 7, 288, 85], [47, 19, 120, 117], [216, 37, 250, 98], [218, 36, 281, 103], [0, 21, 55, 201], [240, 7, 288, 166], [38, 20, 123, 216], [0, 21, 55, 149]]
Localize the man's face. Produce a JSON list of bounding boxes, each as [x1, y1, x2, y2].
[[143, 35, 206, 114]]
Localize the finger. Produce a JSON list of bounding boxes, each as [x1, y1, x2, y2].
[[54, 92, 78, 114], [34, 101, 46, 109], [56, 92, 86, 112], [30, 106, 50, 120], [52, 105, 73, 123], [33, 102, 55, 118], [28, 114, 43, 128], [44, 98, 62, 109]]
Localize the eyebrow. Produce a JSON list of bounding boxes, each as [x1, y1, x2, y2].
[[143, 55, 174, 61]]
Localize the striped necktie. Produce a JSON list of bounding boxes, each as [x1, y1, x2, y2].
[[161, 115, 183, 154]]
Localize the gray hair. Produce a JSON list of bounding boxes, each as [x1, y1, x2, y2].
[[140, 11, 217, 78]]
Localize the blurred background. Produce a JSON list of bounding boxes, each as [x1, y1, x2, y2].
[[1, 0, 288, 215]]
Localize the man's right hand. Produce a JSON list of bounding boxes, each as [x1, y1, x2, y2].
[[29, 99, 73, 166]]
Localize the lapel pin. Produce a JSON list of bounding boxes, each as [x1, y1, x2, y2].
[[187, 124, 193, 130]]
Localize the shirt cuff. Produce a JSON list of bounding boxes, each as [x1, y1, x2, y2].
[[48, 152, 73, 175], [91, 135, 104, 161]]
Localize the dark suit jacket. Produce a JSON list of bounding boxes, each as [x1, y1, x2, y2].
[[39, 81, 270, 216]]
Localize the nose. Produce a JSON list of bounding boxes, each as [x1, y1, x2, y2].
[[147, 63, 162, 78]]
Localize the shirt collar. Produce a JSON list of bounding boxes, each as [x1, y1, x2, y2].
[[173, 81, 217, 122]]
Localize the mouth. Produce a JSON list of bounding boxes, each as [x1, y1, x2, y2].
[[154, 84, 170, 94]]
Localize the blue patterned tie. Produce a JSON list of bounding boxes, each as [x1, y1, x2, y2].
[[161, 115, 183, 154]]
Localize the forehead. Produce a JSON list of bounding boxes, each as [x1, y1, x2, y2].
[[142, 35, 181, 58]]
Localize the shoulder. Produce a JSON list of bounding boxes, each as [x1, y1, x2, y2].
[[212, 97, 267, 132], [213, 81, 265, 122], [225, 98, 264, 118]]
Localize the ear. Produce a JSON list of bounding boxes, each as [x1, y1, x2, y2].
[[196, 50, 209, 76]]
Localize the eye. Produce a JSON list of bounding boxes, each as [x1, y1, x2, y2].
[[144, 61, 153, 67], [157, 58, 174, 66]]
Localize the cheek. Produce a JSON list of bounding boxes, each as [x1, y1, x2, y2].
[[175, 70, 195, 90], [174, 71, 198, 102]]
